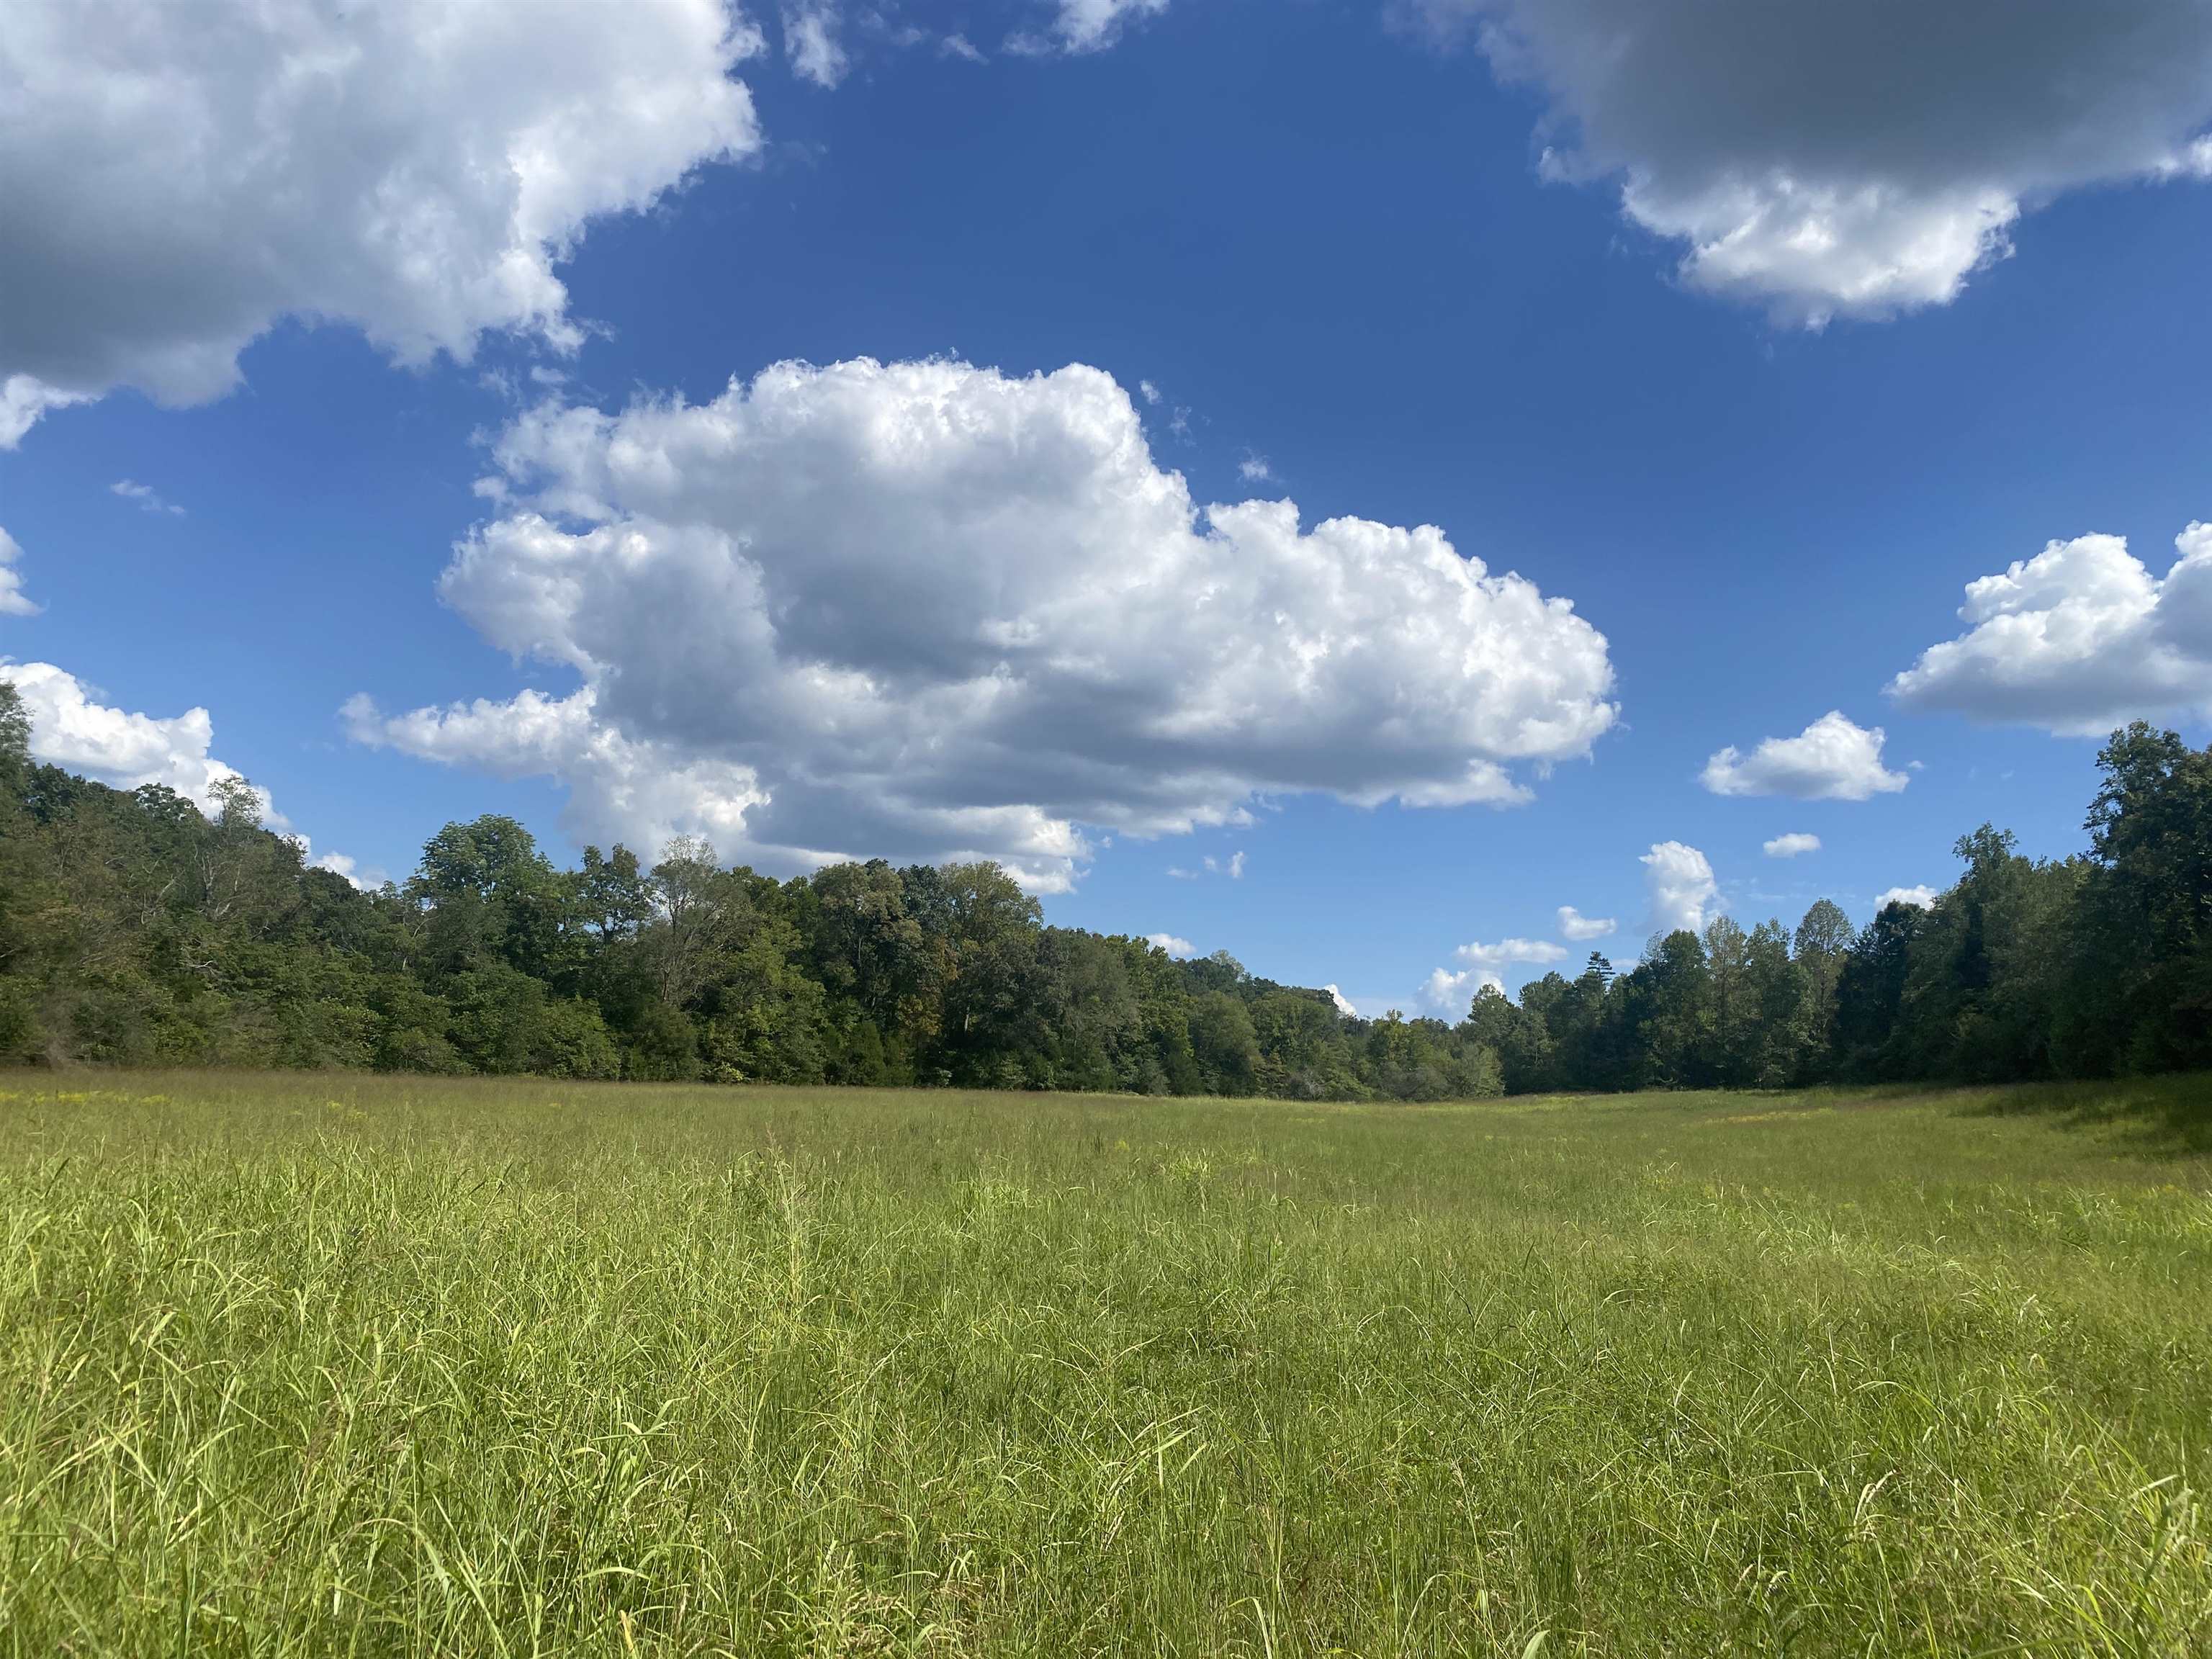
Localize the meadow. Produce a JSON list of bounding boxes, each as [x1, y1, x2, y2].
[[2, 1073, 2210, 1657]]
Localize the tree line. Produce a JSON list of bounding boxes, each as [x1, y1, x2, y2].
[[4, 680, 2208, 1096], [1474, 721, 2212, 1092]]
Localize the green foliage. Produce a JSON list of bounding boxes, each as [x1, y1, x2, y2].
[[1399, 724, 2212, 1094], [0, 682, 1504, 1097], [0, 976, 37, 1062], [622, 998, 699, 1082], [7, 670, 2212, 1100], [0, 680, 29, 793]]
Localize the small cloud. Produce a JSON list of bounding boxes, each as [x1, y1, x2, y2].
[[1701, 711, 1906, 801], [1146, 931, 1195, 958], [1455, 937, 1568, 971], [859, 14, 928, 50], [1421, 966, 1473, 1009], [940, 31, 985, 60], [782, 0, 849, 87], [1135, 378, 1197, 442], [1323, 983, 1359, 1017], [110, 478, 185, 516], [1644, 840, 1719, 934], [1876, 884, 1938, 911], [313, 850, 387, 891], [1763, 832, 1822, 858], [1185, 850, 1246, 880], [1044, 0, 1168, 54], [1421, 965, 1503, 1011], [1238, 451, 1275, 483], [0, 527, 39, 616], [1557, 904, 1614, 940]]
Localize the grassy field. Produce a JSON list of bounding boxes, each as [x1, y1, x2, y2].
[[2, 1075, 2211, 1657]]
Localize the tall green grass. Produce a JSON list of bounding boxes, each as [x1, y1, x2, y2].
[[2, 1071, 2210, 1655]]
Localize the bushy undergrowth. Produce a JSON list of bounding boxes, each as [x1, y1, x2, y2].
[[3, 1071, 2211, 1655]]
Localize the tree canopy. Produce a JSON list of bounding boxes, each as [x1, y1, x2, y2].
[[5, 681, 2208, 1100]]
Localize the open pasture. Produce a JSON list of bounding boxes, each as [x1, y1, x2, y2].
[[3, 1072, 2211, 1655]]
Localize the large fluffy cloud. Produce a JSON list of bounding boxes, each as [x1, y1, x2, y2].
[[5, 659, 382, 882], [1408, 0, 2212, 323], [346, 356, 1618, 888], [1643, 840, 1717, 936], [0, 0, 762, 443], [1889, 521, 2212, 734], [1701, 712, 1908, 801], [343, 685, 771, 858], [4, 660, 253, 811]]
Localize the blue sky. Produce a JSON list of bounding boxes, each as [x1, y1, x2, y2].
[[4, 0, 2210, 1015]]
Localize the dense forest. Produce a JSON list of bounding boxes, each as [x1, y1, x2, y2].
[[4, 679, 2208, 1097]]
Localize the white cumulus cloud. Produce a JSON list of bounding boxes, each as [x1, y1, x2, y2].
[[1455, 937, 1568, 971], [1702, 712, 1907, 801], [1323, 983, 1359, 1017], [1146, 932, 1195, 958], [1876, 884, 1938, 911], [0, 0, 763, 443], [1888, 521, 2212, 734], [1421, 966, 1492, 1010], [348, 356, 1617, 889], [1425, 936, 1567, 1012], [1643, 840, 1718, 936], [2, 662, 386, 879], [1763, 832, 1822, 859], [1556, 904, 1614, 940], [343, 685, 770, 871], [0, 529, 37, 618], [0, 377, 90, 449], [1406, 0, 2212, 324], [4, 660, 244, 809]]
